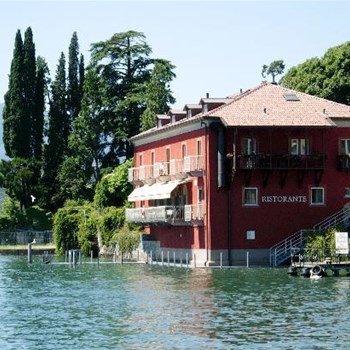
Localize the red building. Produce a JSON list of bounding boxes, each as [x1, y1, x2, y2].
[[126, 83, 350, 266]]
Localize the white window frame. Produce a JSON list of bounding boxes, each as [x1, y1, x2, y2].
[[344, 188, 350, 199], [290, 138, 310, 155], [310, 187, 325, 206], [246, 230, 256, 240], [242, 138, 257, 155], [181, 143, 186, 159], [243, 187, 258, 207], [197, 139, 202, 156], [340, 139, 350, 155]]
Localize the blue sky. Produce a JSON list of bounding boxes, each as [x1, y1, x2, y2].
[[1, 1, 350, 109]]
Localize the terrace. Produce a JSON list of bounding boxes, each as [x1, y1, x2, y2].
[[125, 203, 204, 225]]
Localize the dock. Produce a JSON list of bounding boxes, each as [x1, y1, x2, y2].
[[288, 259, 350, 277]]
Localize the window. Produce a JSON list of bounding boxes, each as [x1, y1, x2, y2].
[[283, 93, 300, 102], [139, 154, 143, 166], [187, 109, 192, 118], [311, 187, 325, 205], [197, 140, 202, 156], [196, 140, 203, 170], [247, 230, 256, 240], [151, 151, 155, 177], [290, 138, 310, 155], [340, 139, 350, 155], [344, 188, 350, 198], [243, 188, 258, 206], [181, 144, 186, 159], [203, 104, 208, 113], [242, 138, 256, 155], [198, 187, 203, 219], [166, 148, 171, 174]]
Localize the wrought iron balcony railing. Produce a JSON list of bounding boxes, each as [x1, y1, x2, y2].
[[236, 153, 325, 170], [125, 204, 204, 225]]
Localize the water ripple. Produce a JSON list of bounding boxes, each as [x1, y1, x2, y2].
[[0, 257, 349, 349]]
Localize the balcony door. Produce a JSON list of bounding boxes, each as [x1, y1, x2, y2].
[[242, 138, 256, 155], [290, 138, 310, 155], [166, 148, 170, 174]]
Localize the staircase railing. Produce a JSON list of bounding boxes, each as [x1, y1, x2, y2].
[[269, 205, 350, 267]]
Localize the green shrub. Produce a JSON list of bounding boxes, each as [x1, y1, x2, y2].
[[98, 206, 125, 246], [0, 197, 20, 230], [78, 210, 99, 256], [94, 159, 133, 208], [111, 224, 140, 259], [53, 208, 81, 255], [305, 227, 337, 260]]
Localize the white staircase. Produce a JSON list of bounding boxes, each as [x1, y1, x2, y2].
[[269, 205, 350, 266]]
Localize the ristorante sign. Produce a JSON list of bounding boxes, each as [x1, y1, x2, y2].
[[261, 195, 307, 203]]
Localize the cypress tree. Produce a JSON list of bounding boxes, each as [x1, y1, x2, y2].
[[3, 30, 26, 158], [23, 27, 36, 158], [79, 53, 85, 107], [67, 32, 82, 124], [32, 56, 48, 161], [2, 28, 47, 209], [42, 53, 67, 210]]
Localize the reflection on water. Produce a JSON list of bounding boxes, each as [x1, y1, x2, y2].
[[0, 256, 349, 349]]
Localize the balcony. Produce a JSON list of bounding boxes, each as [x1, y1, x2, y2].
[[236, 153, 326, 170], [128, 155, 204, 184], [183, 155, 203, 176], [125, 204, 204, 225], [127, 164, 155, 185]]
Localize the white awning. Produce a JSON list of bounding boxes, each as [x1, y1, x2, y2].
[[128, 181, 183, 202]]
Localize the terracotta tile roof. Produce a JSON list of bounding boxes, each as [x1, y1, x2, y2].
[[206, 83, 350, 127], [130, 83, 350, 142]]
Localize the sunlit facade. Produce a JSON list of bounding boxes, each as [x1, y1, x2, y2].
[[126, 83, 350, 266]]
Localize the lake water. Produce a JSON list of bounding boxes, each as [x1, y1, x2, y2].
[[0, 256, 349, 349]]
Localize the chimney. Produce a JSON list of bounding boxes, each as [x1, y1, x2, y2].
[[206, 92, 209, 98]]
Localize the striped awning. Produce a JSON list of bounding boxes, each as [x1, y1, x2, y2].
[[128, 181, 183, 202]]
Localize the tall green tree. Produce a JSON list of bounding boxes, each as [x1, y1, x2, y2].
[[59, 68, 106, 202], [23, 27, 37, 158], [261, 60, 285, 84], [2, 28, 47, 210], [67, 32, 84, 124], [3, 29, 26, 158], [79, 53, 85, 107], [281, 42, 350, 104], [281, 57, 324, 97], [140, 59, 176, 131], [90, 30, 152, 160], [42, 53, 68, 211], [59, 31, 176, 202], [32, 56, 49, 162]]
